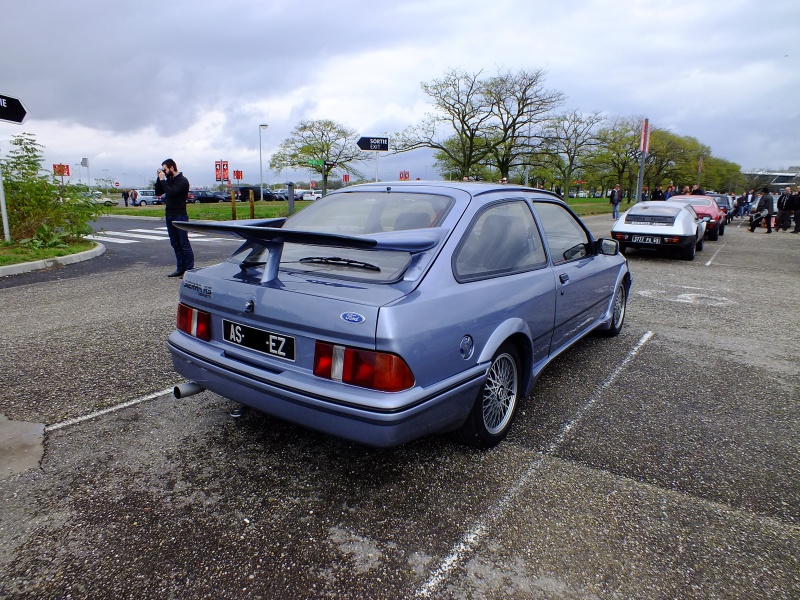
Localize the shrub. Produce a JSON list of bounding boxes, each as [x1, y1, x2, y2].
[[1, 133, 103, 244]]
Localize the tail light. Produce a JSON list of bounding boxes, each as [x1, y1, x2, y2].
[[177, 303, 211, 341], [313, 341, 415, 392]]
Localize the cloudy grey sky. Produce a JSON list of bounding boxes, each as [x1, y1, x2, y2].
[[1, 0, 798, 188]]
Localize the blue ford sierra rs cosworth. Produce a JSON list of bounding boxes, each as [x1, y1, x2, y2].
[[168, 181, 631, 448]]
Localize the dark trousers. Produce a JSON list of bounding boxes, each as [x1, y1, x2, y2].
[[166, 214, 194, 272], [750, 214, 772, 232], [775, 209, 791, 230]]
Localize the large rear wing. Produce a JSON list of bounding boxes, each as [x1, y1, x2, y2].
[[175, 219, 447, 283]]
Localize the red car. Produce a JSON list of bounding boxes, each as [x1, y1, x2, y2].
[[669, 195, 726, 240]]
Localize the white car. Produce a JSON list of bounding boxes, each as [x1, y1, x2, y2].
[[302, 191, 323, 201], [611, 201, 708, 261]]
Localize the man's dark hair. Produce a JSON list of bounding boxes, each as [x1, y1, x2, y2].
[[162, 158, 177, 170], [761, 187, 770, 194]]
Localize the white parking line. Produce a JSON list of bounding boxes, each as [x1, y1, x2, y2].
[[415, 331, 655, 598], [704, 242, 725, 266], [44, 387, 175, 432], [84, 234, 137, 244], [104, 231, 168, 240]]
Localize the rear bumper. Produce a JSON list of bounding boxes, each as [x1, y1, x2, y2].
[[167, 333, 484, 447], [615, 232, 695, 252]]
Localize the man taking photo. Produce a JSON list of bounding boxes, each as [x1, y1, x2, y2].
[[155, 158, 194, 277]]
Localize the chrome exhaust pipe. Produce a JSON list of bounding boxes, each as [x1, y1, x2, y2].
[[174, 382, 205, 399]]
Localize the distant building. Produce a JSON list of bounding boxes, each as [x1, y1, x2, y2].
[[743, 167, 800, 190]]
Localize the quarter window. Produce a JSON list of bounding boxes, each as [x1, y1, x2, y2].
[[454, 201, 547, 281], [533, 202, 591, 265]]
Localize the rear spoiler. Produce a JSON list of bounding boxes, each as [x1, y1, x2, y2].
[[174, 219, 447, 283]]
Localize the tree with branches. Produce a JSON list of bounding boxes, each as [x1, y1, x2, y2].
[[270, 119, 367, 194]]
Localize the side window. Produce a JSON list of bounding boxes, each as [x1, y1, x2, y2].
[[454, 201, 547, 282], [533, 202, 591, 265]]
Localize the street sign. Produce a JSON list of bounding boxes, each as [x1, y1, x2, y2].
[[53, 164, 70, 176], [324, 161, 336, 167], [233, 170, 243, 180], [0, 94, 28, 124], [308, 159, 324, 166], [357, 137, 388, 152], [115, 182, 120, 187], [215, 160, 230, 182]]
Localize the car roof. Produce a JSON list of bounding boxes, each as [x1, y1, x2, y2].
[[326, 180, 563, 200], [628, 201, 684, 215]]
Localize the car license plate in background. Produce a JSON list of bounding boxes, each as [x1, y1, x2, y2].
[[632, 235, 660, 244], [222, 319, 296, 361]]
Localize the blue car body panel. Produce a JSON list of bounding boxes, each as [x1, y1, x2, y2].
[[169, 182, 630, 447]]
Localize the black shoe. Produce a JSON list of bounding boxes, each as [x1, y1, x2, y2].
[[167, 270, 185, 277], [791, 231, 800, 234]]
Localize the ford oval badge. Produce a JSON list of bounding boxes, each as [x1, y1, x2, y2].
[[340, 312, 366, 324]]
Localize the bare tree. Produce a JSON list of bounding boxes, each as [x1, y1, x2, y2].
[[394, 69, 493, 179], [480, 68, 565, 179], [542, 110, 605, 195]]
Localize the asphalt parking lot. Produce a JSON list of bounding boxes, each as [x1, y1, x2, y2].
[[0, 214, 798, 598]]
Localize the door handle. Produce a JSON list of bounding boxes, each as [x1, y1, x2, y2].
[[559, 273, 569, 284]]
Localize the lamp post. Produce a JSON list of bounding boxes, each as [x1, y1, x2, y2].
[[259, 124, 268, 203]]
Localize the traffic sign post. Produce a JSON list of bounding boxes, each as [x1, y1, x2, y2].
[[0, 93, 28, 241], [357, 137, 389, 182], [0, 94, 27, 125]]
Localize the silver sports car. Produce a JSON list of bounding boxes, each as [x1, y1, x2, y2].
[[611, 201, 708, 260], [169, 182, 631, 448]]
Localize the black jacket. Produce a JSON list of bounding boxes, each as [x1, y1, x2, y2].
[[776, 193, 792, 211], [650, 189, 665, 201], [756, 194, 774, 215], [790, 193, 800, 211], [155, 172, 190, 216]]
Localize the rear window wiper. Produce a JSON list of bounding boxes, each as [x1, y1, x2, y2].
[[298, 256, 381, 272]]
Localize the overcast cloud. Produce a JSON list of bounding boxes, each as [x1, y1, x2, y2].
[[1, 0, 798, 188]]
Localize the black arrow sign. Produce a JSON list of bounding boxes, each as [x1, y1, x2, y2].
[[0, 94, 28, 124], [356, 136, 388, 152]]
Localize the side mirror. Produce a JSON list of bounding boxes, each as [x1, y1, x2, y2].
[[597, 238, 619, 256]]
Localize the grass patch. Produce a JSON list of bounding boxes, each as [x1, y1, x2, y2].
[[0, 239, 97, 267], [105, 201, 312, 220]]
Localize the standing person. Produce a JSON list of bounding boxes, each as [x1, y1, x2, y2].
[[651, 185, 665, 201], [681, 185, 692, 195], [122, 189, 130, 207], [610, 184, 623, 219], [775, 187, 792, 231], [664, 185, 676, 199], [790, 186, 800, 233], [129, 189, 139, 206], [155, 158, 194, 277], [749, 187, 774, 233], [690, 184, 706, 195], [641, 185, 649, 203]]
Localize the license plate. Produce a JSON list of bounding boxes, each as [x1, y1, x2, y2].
[[632, 235, 660, 244], [222, 319, 296, 361]]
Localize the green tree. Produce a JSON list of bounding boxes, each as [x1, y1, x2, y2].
[[269, 120, 367, 193], [1, 133, 101, 244], [593, 116, 642, 199]]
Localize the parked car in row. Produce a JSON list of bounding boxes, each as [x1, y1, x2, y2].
[[706, 193, 733, 224], [611, 200, 708, 260], [302, 190, 323, 201], [169, 181, 631, 448], [131, 189, 157, 206], [236, 187, 280, 202], [190, 190, 219, 203], [670, 195, 726, 240]]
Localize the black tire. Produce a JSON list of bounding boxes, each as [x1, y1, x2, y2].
[[708, 224, 719, 241], [598, 282, 627, 337], [453, 343, 521, 449], [696, 236, 704, 252], [618, 243, 627, 254], [719, 223, 725, 236], [682, 238, 696, 261]]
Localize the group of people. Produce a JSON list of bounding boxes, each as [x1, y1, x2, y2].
[[744, 186, 800, 234], [121, 189, 139, 207]]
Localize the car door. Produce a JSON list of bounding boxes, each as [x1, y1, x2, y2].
[[533, 201, 618, 353], [452, 200, 555, 364]]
